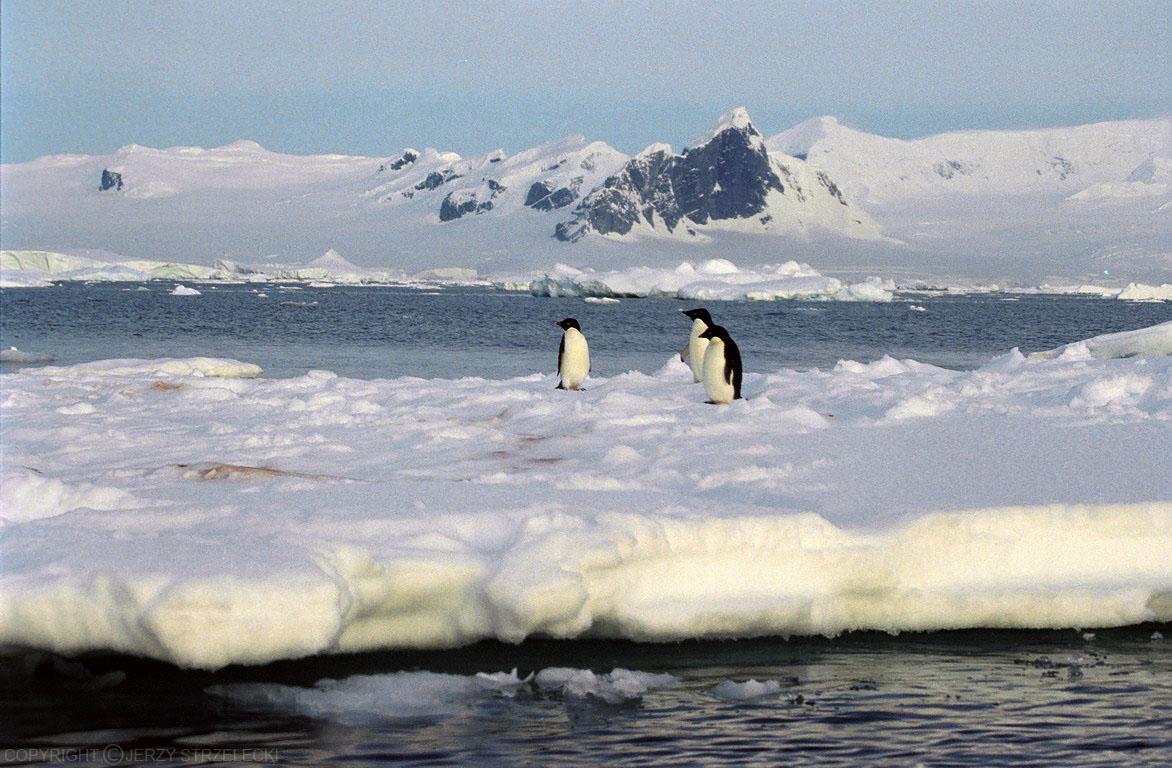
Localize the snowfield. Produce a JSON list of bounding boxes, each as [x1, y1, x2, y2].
[[1, 324, 1170, 669]]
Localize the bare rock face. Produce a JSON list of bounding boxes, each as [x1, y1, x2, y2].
[[99, 169, 123, 191], [524, 180, 579, 211], [439, 179, 506, 221], [555, 114, 783, 241]]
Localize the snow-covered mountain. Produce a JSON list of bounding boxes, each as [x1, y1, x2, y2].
[[1, 110, 1169, 280], [554, 108, 878, 242], [767, 115, 1172, 204]]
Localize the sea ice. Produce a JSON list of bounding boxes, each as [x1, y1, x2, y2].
[[709, 679, 783, 701], [1, 323, 1170, 669]]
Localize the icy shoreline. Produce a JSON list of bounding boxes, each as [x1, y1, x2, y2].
[[1, 324, 1170, 669], [3, 249, 1169, 302]]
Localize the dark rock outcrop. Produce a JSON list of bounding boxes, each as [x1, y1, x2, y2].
[[99, 169, 123, 191], [389, 150, 419, 171], [525, 181, 579, 211], [555, 115, 784, 241], [438, 179, 507, 222], [415, 169, 461, 191]]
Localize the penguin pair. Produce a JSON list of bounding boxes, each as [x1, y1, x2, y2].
[[554, 311, 741, 404], [681, 308, 742, 404]]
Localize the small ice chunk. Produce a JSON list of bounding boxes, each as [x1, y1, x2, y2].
[[0, 347, 53, 364], [171, 284, 202, 296], [710, 679, 783, 701]]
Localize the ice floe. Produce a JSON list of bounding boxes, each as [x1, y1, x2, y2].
[[0, 327, 1170, 668], [709, 679, 783, 701], [212, 669, 533, 723], [1029, 320, 1172, 360]]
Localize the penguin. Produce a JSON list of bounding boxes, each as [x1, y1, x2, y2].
[[698, 324, 742, 404], [555, 318, 590, 390], [679, 308, 714, 383]]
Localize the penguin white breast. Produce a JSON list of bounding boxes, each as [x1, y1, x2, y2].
[[702, 339, 735, 404], [687, 319, 710, 382], [560, 328, 590, 389]]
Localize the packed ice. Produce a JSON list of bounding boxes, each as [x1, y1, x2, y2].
[[0, 324, 1169, 669]]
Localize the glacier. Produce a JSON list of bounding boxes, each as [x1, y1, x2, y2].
[[0, 324, 1169, 669]]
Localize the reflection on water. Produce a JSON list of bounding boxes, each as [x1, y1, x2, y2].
[[2, 626, 1169, 766]]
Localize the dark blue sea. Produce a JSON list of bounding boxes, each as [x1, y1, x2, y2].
[[3, 282, 1171, 378], [2, 282, 1171, 766]]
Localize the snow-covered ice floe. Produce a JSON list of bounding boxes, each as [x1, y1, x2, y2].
[[1029, 320, 1172, 360], [1, 330, 1170, 669], [0, 347, 53, 365], [526, 259, 895, 302]]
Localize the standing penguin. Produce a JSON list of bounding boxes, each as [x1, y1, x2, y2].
[[698, 324, 743, 404], [680, 308, 714, 383], [555, 318, 590, 390]]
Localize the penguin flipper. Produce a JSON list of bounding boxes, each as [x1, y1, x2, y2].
[[679, 344, 689, 363], [557, 335, 565, 376]]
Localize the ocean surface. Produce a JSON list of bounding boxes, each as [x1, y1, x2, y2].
[[3, 282, 1172, 378], [2, 629, 1169, 766], [2, 283, 1171, 766]]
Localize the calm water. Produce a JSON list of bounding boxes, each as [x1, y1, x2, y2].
[[2, 628, 1169, 766], [2, 283, 1171, 765], [2, 282, 1171, 378]]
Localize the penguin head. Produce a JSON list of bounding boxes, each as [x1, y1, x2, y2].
[[681, 307, 713, 326], [556, 318, 581, 332], [699, 324, 731, 343]]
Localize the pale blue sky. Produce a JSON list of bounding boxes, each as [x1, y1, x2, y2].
[[2, 0, 1169, 162]]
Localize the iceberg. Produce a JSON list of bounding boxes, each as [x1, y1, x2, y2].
[[526, 260, 893, 302]]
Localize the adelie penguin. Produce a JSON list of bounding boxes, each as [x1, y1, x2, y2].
[[699, 324, 743, 404], [555, 318, 590, 390], [679, 308, 714, 384]]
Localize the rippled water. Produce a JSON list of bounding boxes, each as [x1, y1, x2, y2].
[[2, 628, 1169, 766], [2, 282, 1171, 378]]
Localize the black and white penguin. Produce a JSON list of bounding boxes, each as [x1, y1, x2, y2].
[[698, 324, 742, 404], [555, 318, 590, 390], [679, 308, 714, 383]]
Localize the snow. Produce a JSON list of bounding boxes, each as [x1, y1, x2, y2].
[[30, 356, 261, 378], [526, 260, 893, 302], [1, 324, 1169, 669], [1117, 283, 1172, 302], [691, 106, 757, 146], [1029, 320, 1172, 360]]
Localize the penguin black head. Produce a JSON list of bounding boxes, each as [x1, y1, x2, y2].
[[681, 307, 713, 325], [556, 318, 581, 331], [699, 324, 732, 342]]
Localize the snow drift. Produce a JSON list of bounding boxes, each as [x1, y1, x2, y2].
[[0, 325, 1170, 669]]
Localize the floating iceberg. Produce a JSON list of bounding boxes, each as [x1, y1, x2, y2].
[[526, 260, 893, 302], [0, 327, 1170, 669]]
